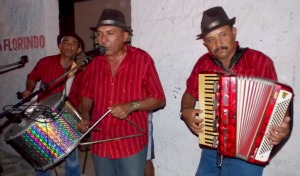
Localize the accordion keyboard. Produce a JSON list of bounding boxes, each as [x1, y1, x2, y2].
[[198, 74, 219, 148]]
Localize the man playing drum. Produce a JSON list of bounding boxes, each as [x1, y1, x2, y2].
[[21, 32, 84, 176]]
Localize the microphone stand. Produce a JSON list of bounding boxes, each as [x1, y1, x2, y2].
[[0, 56, 28, 69], [0, 62, 24, 69], [0, 56, 28, 74], [0, 55, 93, 119], [0, 64, 26, 75]]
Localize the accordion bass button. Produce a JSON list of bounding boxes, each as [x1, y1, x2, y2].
[[222, 109, 229, 124], [213, 81, 219, 93], [212, 117, 219, 131], [212, 136, 219, 148], [223, 95, 229, 106], [212, 98, 219, 111]]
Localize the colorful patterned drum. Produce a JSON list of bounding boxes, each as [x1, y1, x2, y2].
[[4, 92, 83, 171]]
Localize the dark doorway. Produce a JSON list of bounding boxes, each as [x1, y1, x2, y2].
[[58, 0, 75, 34]]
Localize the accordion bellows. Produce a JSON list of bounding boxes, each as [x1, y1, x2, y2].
[[198, 73, 294, 165]]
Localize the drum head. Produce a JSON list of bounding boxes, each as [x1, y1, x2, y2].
[[4, 93, 64, 140]]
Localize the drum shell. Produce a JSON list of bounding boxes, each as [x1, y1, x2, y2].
[[4, 93, 83, 171]]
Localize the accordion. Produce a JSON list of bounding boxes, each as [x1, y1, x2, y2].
[[198, 73, 294, 165]]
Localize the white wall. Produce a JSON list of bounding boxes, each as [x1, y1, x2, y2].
[[0, 0, 59, 154], [132, 0, 300, 175], [0, 0, 59, 108]]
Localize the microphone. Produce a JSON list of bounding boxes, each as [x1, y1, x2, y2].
[[84, 45, 106, 57], [19, 55, 28, 65], [78, 45, 106, 65]]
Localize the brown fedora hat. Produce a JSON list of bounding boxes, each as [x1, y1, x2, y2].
[[91, 9, 133, 35], [196, 6, 235, 39]]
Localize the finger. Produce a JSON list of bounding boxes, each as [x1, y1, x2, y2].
[[267, 131, 283, 145], [190, 127, 202, 134], [77, 124, 85, 133], [280, 116, 291, 128], [78, 120, 90, 132], [274, 126, 288, 134], [195, 118, 204, 123], [269, 138, 280, 145], [190, 123, 203, 132], [189, 124, 200, 134]]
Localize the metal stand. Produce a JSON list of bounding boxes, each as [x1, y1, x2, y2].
[[0, 55, 91, 120], [81, 138, 90, 175], [78, 110, 145, 146], [78, 110, 146, 174]]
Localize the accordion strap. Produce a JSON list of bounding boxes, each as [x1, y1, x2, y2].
[[210, 46, 248, 74]]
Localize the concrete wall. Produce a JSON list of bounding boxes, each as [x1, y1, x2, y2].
[[0, 0, 59, 153], [131, 0, 299, 175], [0, 0, 59, 108]]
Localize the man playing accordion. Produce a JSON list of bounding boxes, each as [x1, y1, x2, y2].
[[180, 6, 292, 176]]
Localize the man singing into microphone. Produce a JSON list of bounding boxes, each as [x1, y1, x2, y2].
[[77, 9, 166, 176], [21, 32, 84, 176]]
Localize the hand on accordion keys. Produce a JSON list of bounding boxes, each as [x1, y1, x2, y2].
[[267, 115, 291, 145], [180, 108, 205, 135]]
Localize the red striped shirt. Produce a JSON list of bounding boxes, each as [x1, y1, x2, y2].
[[186, 44, 278, 99], [27, 54, 82, 108], [81, 45, 165, 159]]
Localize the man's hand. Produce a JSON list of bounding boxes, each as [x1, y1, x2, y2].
[[267, 116, 291, 145], [181, 108, 204, 135], [22, 90, 32, 99], [109, 103, 132, 119], [77, 118, 91, 133]]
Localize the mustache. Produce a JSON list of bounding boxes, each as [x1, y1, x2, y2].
[[214, 46, 228, 54]]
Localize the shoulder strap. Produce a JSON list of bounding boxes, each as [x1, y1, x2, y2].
[[61, 61, 77, 101], [229, 46, 248, 69]]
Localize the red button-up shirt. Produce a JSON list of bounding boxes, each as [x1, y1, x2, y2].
[[27, 54, 82, 108], [185, 44, 277, 99], [81, 45, 165, 159]]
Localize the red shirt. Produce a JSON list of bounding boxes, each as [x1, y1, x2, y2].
[[185, 44, 278, 99], [81, 45, 165, 159], [27, 54, 82, 108]]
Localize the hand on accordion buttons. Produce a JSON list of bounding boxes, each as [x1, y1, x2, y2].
[[181, 108, 204, 135], [77, 118, 91, 133], [267, 116, 291, 145]]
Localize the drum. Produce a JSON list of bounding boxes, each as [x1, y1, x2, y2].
[[4, 92, 83, 171]]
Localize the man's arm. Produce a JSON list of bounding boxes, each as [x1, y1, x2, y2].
[[109, 97, 166, 119], [181, 92, 197, 110], [180, 92, 203, 135], [77, 96, 93, 133], [137, 97, 166, 111], [22, 79, 37, 98]]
